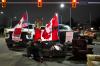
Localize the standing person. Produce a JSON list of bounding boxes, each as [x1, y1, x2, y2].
[[73, 28, 80, 39], [32, 18, 43, 62], [23, 18, 43, 62]]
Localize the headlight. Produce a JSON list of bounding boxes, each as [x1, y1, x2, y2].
[[26, 34, 33, 39]]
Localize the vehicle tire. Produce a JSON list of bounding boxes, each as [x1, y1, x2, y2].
[[5, 32, 14, 49], [6, 38, 13, 49]]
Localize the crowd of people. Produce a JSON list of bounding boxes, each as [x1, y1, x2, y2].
[[73, 28, 96, 45]]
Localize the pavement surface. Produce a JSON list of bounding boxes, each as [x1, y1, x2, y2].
[[0, 37, 100, 66]]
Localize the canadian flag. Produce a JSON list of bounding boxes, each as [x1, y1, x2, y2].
[[41, 13, 59, 41], [12, 11, 28, 41], [15, 11, 28, 28]]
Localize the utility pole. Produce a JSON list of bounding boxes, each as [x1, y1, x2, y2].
[[70, 8, 72, 27], [89, 12, 91, 27]]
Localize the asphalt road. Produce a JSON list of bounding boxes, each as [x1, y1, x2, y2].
[[0, 37, 100, 66]]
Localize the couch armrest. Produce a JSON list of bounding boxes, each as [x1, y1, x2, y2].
[[87, 54, 100, 66]]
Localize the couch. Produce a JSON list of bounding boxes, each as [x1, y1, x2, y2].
[[72, 39, 93, 57], [87, 54, 100, 66]]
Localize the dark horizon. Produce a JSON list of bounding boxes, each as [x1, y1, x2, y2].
[[0, 0, 100, 27]]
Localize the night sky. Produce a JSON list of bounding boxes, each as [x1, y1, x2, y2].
[[0, 0, 100, 26]]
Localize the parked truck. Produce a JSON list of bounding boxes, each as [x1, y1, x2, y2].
[[4, 24, 35, 49]]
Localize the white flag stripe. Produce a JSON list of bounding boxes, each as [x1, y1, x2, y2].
[[41, 17, 53, 41]]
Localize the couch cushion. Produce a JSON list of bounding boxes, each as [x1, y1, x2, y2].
[[91, 61, 100, 66]]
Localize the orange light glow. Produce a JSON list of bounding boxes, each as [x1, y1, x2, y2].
[[37, 0, 43, 7], [2, 0, 7, 8], [72, 0, 76, 2], [2, 0, 6, 2], [72, 0, 77, 8]]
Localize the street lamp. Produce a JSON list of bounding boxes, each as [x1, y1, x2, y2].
[[60, 3, 65, 24], [60, 3, 65, 8], [0, 11, 4, 14], [0, 11, 12, 28], [14, 16, 17, 19]]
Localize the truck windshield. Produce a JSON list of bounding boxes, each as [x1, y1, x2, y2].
[[23, 25, 33, 29]]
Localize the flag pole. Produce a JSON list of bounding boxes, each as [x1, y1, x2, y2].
[[25, 10, 29, 32]]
